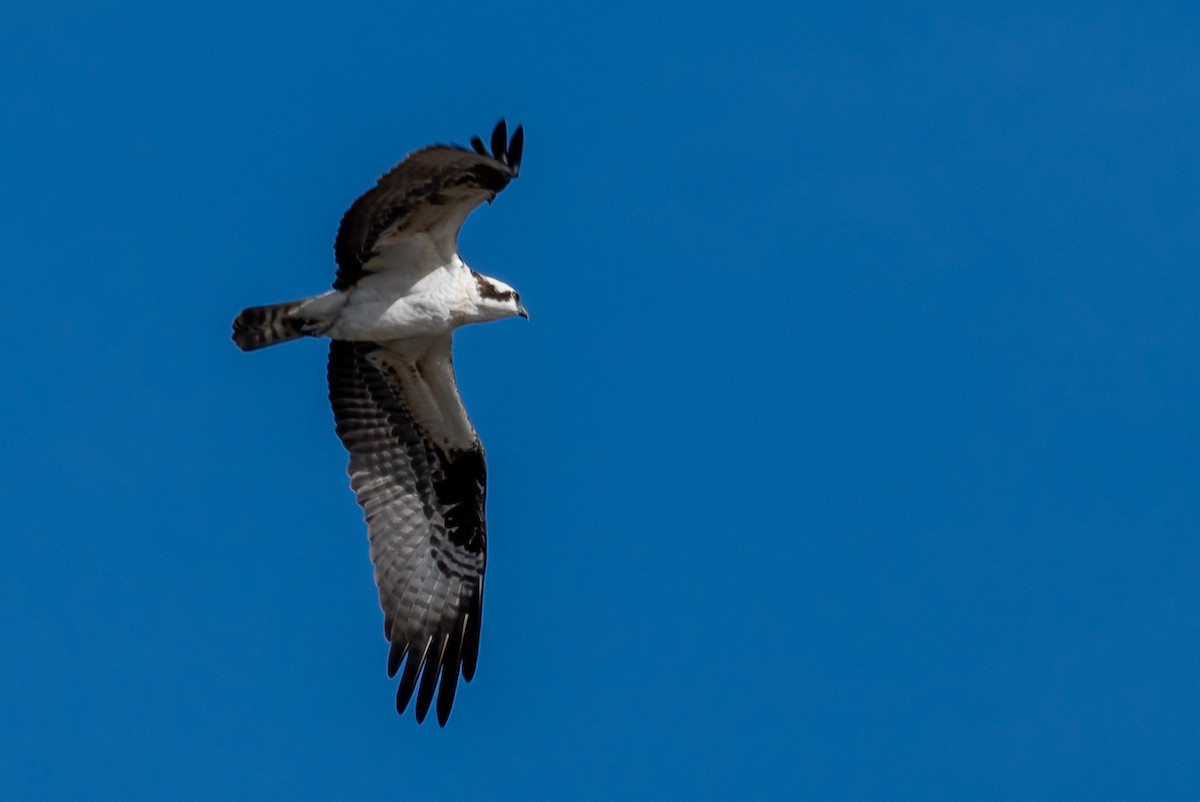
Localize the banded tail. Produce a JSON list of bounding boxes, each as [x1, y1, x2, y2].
[[232, 300, 309, 351]]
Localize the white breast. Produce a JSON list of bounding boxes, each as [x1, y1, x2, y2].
[[331, 260, 472, 342]]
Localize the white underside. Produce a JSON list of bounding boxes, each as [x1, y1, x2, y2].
[[294, 237, 518, 453], [317, 252, 475, 342]]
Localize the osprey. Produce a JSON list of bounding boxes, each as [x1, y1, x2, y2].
[[232, 120, 527, 726]]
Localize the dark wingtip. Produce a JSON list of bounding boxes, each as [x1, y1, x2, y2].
[[414, 650, 443, 724], [435, 635, 463, 726], [435, 699, 453, 727], [508, 124, 524, 174], [470, 135, 488, 155], [395, 648, 424, 716], [386, 641, 402, 678], [461, 600, 483, 681], [490, 119, 508, 163]]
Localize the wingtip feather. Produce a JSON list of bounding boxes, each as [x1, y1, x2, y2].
[[490, 119, 508, 163], [436, 627, 465, 726], [395, 642, 428, 716], [386, 640, 402, 678], [508, 125, 524, 174], [414, 636, 448, 724], [461, 598, 483, 681]]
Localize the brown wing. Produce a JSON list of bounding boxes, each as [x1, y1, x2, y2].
[[327, 339, 488, 726], [332, 120, 524, 291]]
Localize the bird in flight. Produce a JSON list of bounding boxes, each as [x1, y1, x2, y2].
[[232, 120, 527, 726]]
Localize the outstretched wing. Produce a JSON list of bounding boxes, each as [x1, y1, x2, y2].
[[333, 119, 524, 291], [327, 339, 487, 726]]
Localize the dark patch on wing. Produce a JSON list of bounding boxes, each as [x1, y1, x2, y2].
[[434, 447, 486, 553], [332, 119, 525, 291], [327, 340, 487, 725]]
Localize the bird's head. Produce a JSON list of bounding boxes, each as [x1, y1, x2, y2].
[[470, 272, 529, 322]]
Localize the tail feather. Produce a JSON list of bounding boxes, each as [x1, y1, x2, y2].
[[232, 301, 308, 351]]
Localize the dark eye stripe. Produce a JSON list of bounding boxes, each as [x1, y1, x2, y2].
[[472, 271, 514, 302]]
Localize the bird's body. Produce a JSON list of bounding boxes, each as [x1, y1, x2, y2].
[[232, 120, 526, 726]]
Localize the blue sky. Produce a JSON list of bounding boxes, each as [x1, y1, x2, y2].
[[2, 1, 1198, 798]]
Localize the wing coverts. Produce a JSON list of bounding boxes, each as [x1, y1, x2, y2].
[[332, 120, 524, 290]]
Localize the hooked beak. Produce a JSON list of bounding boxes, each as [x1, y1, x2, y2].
[[516, 302, 529, 320]]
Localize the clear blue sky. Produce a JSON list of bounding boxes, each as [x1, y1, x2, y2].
[[2, 1, 1197, 799]]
